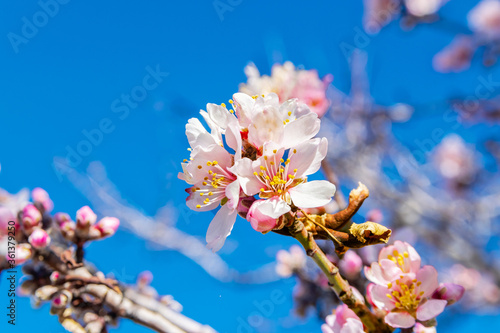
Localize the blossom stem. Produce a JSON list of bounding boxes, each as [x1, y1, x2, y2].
[[289, 219, 392, 333]]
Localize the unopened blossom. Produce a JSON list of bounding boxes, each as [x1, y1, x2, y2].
[[321, 304, 364, 333], [432, 283, 465, 305], [28, 228, 51, 249], [54, 212, 71, 226], [239, 62, 333, 117], [31, 187, 54, 212], [232, 138, 336, 232], [95, 217, 120, 237], [6, 243, 33, 265], [22, 204, 42, 232], [433, 36, 475, 73], [76, 205, 97, 228], [275, 245, 306, 278], [404, 0, 448, 17], [339, 250, 363, 278], [364, 240, 421, 285], [468, 0, 500, 40]]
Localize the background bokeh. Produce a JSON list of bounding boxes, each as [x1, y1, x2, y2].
[[1, 0, 499, 332]]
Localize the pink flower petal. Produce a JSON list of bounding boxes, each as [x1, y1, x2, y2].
[[369, 285, 395, 311], [416, 299, 447, 321], [416, 266, 439, 298], [385, 311, 416, 328]]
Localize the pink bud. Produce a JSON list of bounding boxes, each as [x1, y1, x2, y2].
[[59, 220, 76, 240], [31, 187, 54, 213], [50, 271, 61, 283], [339, 250, 363, 278], [432, 283, 465, 305], [6, 243, 33, 265], [52, 291, 71, 308], [76, 206, 97, 228], [247, 200, 279, 232], [138, 271, 154, 286], [22, 204, 42, 231], [0, 207, 17, 235], [54, 212, 71, 226], [95, 217, 120, 237], [28, 228, 51, 249], [366, 209, 383, 223]]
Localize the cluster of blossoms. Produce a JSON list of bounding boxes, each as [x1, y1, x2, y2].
[[239, 62, 333, 117], [0, 187, 119, 269], [179, 92, 337, 251], [364, 241, 464, 329]]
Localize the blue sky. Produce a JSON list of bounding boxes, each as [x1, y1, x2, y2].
[[1, 0, 499, 332]]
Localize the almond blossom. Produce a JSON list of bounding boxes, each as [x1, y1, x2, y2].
[[404, 0, 448, 17], [368, 266, 447, 328], [364, 240, 421, 285], [239, 62, 332, 117], [321, 304, 364, 333], [232, 138, 336, 232], [179, 93, 331, 250]]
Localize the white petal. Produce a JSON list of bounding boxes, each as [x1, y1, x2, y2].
[[288, 138, 328, 178], [289, 181, 336, 208], [282, 112, 320, 149], [186, 118, 217, 148], [225, 117, 242, 160], [253, 197, 291, 219], [207, 103, 230, 129], [206, 205, 237, 252], [230, 158, 261, 196], [225, 180, 240, 211], [232, 93, 255, 127]]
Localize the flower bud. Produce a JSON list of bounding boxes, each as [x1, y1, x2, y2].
[[50, 271, 61, 283], [28, 228, 51, 249], [59, 220, 76, 240], [52, 291, 71, 308], [339, 250, 362, 278], [54, 212, 71, 226], [22, 204, 42, 231], [6, 243, 33, 266], [432, 283, 465, 305], [247, 200, 279, 232], [31, 187, 54, 213], [95, 217, 120, 237], [76, 206, 97, 228]]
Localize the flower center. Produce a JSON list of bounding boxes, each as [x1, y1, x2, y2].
[[386, 278, 424, 313], [193, 160, 235, 209], [253, 150, 302, 199]]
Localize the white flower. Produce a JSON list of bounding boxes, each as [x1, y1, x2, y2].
[[405, 0, 448, 17], [232, 138, 336, 231], [232, 93, 321, 151]]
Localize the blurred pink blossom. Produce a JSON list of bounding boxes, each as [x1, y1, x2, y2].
[[31, 187, 54, 212], [321, 304, 364, 333], [468, 0, 500, 40], [239, 62, 332, 117], [28, 228, 51, 249], [275, 245, 306, 278], [339, 250, 363, 278], [433, 36, 475, 73]]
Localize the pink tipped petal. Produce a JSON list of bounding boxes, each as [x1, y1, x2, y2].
[[369, 285, 395, 311], [432, 283, 465, 305], [289, 180, 336, 208], [385, 312, 415, 328], [206, 205, 237, 252], [287, 138, 328, 178], [416, 299, 447, 321], [416, 266, 439, 298]]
